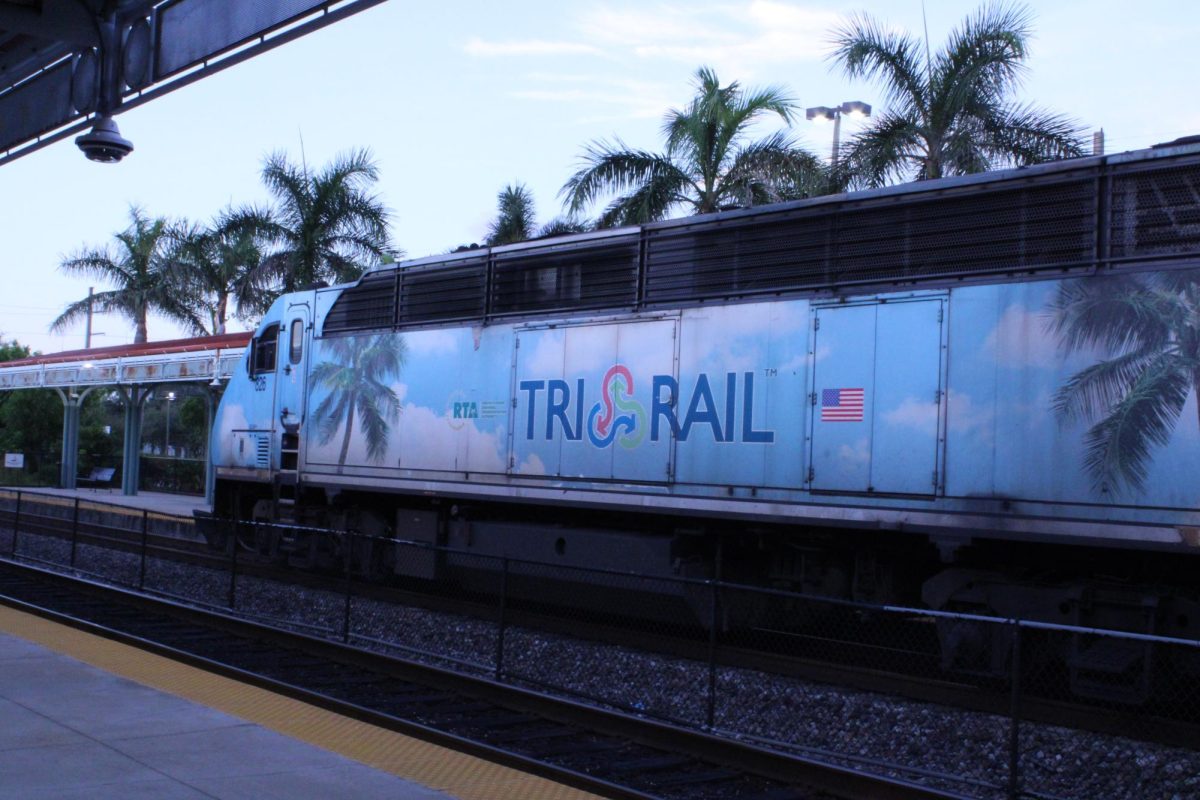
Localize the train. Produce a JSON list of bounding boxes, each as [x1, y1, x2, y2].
[[200, 137, 1200, 695]]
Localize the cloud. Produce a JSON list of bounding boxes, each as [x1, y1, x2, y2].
[[882, 395, 939, 435], [981, 304, 1062, 369], [464, 3, 844, 121], [577, 2, 838, 72], [517, 453, 546, 476], [679, 301, 808, 374], [405, 329, 458, 357], [880, 390, 994, 443], [464, 37, 601, 57], [946, 390, 994, 442], [396, 403, 507, 473], [837, 437, 871, 468]]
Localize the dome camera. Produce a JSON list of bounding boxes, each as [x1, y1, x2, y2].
[[75, 115, 133, 163]]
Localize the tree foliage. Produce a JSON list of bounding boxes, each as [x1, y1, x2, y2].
[[233, 149, 395, 293], [51, 207, 200, 343], [561, 66, 825, 227], [486, 183, 589, 246], [166, 213, 273, 335], [829, 2, 1084, 187]]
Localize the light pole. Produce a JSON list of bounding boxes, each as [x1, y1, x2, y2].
[[805, 101, 872, 167], [165, 391, 175, 457]]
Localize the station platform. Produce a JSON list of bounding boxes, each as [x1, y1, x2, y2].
[[0, 605, 600, 800], [0, 486, 209, 519]]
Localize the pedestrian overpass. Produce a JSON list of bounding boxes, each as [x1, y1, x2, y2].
[[0, 333, 249, 500]]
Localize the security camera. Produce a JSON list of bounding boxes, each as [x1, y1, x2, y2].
[[75, 115, 133, 163]]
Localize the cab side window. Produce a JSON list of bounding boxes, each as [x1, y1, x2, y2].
[[251, 324, 279, 375]]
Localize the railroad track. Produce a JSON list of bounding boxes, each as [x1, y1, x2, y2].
[[0, 559, 958, 800], [3, 497, 1198, 756]]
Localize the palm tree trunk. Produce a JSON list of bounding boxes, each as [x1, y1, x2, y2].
[[337, 400, 356, 475], [216, 292, 228, 336], [134, 311, 148, 344]]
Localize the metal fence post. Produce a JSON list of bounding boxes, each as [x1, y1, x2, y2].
[[228, 522, 241, 609], [706, 579, 719, 729], [1008, 620, 1023, 800], [138, 509, 149, 590], [11, 490, 21, 555], [69, 498, 80, 568], [495, 556, 509, 681], [342, 531, 354, 644]]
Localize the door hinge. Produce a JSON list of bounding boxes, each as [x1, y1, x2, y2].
[[809, 391, 817, 406], [813, 317, 820, 331], [511, 397, 517, 408], [935, 388, 942, 404], [807, 466, 815, 483], [932, 470, 939, 488]]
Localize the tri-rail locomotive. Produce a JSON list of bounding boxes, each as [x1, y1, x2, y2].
[[203, 138, 1200, 678]]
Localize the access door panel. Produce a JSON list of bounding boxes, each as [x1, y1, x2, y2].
[[871, 300, 943, 494], [809, 298, 944, 495], [513, 318, 676, 483]]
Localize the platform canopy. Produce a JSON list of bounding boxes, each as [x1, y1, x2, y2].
[[0, 0, 384, 166], [0, 331, 249, 390], [0, 332, 250, 497]]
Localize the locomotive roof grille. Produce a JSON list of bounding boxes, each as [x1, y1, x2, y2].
[[321, 145, 1200, 335]]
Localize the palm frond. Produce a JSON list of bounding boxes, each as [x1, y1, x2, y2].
[[1080, 356, 1191, 493], [1049, 276, 1177, 354], [561, 142, 692, 218], [828, 11, 926, 116]]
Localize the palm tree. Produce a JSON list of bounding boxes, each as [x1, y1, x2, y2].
[[1050, 270, 1200, 493], [486, 184, 537, 246], [237, 148, 394, 292], [829, 3, 1084, 187], [485, 183, 590, 246], [167, 213, 273, 335], [51, 207, 200, 344], [310, 334, 406, 471], [561, 66, 825, 228]]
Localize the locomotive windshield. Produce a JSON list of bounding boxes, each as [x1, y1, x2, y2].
[[250, 323, 279, 375]]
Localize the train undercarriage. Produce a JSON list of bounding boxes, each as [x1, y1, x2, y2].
[[197, 477, 1200, 705]]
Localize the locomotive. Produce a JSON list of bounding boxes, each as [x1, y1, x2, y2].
[[202, 137, 1200, 689]]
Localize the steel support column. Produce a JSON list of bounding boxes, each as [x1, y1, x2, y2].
[[117, 385, 152, 496], [55, 386, 96, 489]]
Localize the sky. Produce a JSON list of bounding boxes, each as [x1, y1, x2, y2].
[[1, 0, 1197, 355]]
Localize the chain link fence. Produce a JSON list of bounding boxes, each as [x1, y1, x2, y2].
[[1, 492, 1197, 799]]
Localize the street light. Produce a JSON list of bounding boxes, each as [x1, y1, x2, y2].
[[806, 101, 872, 167]]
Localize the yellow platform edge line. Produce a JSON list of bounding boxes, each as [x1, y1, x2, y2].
[[0, 604, 602, 800]]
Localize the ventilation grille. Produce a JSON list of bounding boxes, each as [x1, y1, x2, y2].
[[255, 435, 270, 470], [1110, 162, 1200, 261], [323, 270, 396, 333], [399, 257, 486, 323], [644, 179, 1097, 303], [490, 239, 639, 316]]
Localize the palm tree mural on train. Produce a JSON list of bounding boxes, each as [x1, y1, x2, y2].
[[310, 334, 407, 472], [1050, 270, 1200, 494]]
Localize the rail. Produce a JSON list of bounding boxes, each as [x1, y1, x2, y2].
[[1, 488, 1197, 799]]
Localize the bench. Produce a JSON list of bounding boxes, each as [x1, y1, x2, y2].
[[77, 466, 117, 491]]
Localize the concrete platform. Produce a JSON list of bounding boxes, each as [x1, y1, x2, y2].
[[0, 486, 208, 519], [0, 605, 599, 800]]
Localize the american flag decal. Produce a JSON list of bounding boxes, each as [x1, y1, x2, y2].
[[821, 388, 865, 422]]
